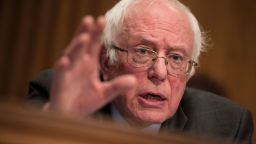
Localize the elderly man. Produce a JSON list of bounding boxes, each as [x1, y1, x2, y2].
[[28, 0, 253, 143]]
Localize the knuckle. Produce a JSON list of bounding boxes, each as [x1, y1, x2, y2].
[[55, 56, 69, 69], [82, 15, 93, 24], [77, 33, 90, 44]]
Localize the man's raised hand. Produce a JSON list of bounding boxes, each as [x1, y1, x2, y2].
[[45, 16, 137, 117]]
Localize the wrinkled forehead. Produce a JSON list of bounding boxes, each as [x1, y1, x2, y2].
[[116, 0, 193, 48]]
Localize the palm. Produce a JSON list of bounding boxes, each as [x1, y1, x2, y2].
[[48, 16, 137, 116]]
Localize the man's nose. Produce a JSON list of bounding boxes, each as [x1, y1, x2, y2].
[[148, 57, 168, 83]]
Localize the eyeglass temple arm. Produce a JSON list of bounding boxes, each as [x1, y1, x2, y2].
[[111, 45, 128, 52]]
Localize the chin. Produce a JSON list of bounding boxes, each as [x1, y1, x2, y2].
[[133, 109, 171, 125]]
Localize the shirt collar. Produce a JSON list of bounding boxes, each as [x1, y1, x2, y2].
[[111, 103, 161, 133]]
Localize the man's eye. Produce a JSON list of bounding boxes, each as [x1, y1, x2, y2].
[[168, 54, 184, 63], [135, 48, 150, 55]]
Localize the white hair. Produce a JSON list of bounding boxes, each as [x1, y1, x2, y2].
[[102, 0, 207, 73]]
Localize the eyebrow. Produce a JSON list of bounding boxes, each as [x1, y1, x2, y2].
[[136, 38, 156, 47], [131, 36, 190, 56], [166, 46, 189, 57]]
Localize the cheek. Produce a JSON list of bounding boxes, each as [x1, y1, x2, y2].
[[113, 86, 140, 121], [168, 76, 187, 106]]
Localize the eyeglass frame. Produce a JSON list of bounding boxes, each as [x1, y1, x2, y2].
[[111, 45, 198, 77]]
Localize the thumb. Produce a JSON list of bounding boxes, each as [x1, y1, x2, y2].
[[103, 75, 138, 101]]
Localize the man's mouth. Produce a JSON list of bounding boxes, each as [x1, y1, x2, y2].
[[140, 93, 166, 101]]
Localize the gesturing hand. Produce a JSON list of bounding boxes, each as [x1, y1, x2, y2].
[[46, 16, 137, 117]]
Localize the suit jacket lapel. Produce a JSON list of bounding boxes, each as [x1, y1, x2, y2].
[[160, 105, 188, 133]]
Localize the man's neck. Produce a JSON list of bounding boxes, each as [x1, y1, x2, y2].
[[111, 103, 161, 132]]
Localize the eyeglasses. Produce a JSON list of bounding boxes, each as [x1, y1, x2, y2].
[[112, 45, 197, 77]]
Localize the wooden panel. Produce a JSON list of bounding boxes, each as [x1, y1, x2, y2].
[[7, 0, 35, 98], [0, 0, 16, 97], [0, 0, 255, 141], [0, 0, 119, 99], [0, 102, 230, 144], [182, 0, 256, 142]]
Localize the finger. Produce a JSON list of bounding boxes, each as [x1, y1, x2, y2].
[[64, 16, 95, 55], [88, 16, 106, 60], [64, 33, 91, 63], [54, 56, 71, 71], [77, 15, 95, 35], [102, 75, 138, 101], [92, 16, 105, 42]]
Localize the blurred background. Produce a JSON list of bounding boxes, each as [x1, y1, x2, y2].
[[0, 0, 255, 141]]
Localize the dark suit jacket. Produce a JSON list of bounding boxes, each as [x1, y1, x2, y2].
[[27, 69, 253, 143]]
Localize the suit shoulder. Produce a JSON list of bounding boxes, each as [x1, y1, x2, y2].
[[181, 88, 253, 142], [182, 87, 246, 114]]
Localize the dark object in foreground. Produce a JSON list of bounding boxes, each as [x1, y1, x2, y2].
[[0, 101, 235, 144]]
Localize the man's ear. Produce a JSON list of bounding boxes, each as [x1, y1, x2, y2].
[[99, 45, 114, 81]]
